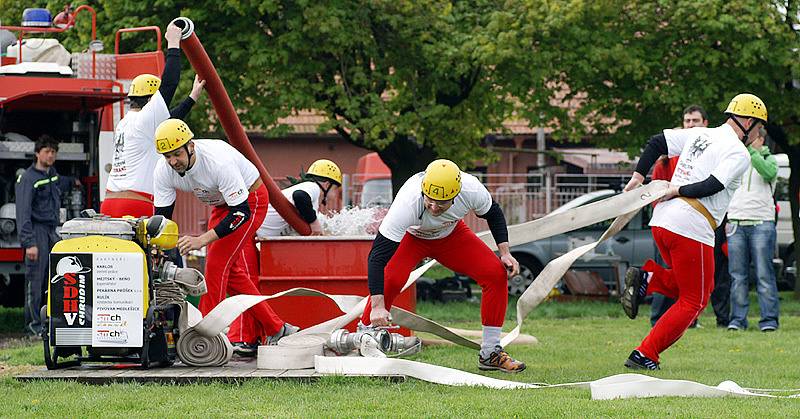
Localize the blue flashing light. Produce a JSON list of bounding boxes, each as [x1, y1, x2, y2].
[[22, 8, 52, 27]]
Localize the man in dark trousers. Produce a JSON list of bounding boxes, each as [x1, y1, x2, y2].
[[15, 135, 77, 336]]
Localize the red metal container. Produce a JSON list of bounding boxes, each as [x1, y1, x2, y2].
[[258, 236, 416, 335]]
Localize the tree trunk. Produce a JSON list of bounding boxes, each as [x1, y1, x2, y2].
[[766, 125, 800, 299], [376, 135, 437, 196]]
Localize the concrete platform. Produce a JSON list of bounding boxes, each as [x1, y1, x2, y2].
[[15, 358, 405, 384]]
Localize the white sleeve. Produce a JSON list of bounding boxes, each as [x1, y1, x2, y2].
[[377, 200, 418, 242], [218, 163, 250, 206], [663, 128, 692, 157], [377, 177, 421, 242], [471, 183, 493, 216], [153, 161, 176, 207], [136, 91, 170, 134], [711, 149, 750, 187]]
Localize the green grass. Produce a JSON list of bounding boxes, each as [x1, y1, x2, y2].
[[2, 293, 799, 417]]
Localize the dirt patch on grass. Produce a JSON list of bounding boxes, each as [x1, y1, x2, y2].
[[0, 362, 39, 377], [0, 333, 36, 350]]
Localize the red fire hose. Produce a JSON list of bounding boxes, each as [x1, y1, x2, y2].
[[170, 17, 311, 236]]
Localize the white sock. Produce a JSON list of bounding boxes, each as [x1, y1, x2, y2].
[[480, 326, 502, 358]]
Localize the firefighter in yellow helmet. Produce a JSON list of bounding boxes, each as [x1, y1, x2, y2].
[[151, 119, 298, 355], [360, 158, 526, 373], [620, 93, 767, 370], [101, 21, 206, 219], [255, 159, 342, 238]]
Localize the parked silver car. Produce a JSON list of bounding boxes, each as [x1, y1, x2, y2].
[[508, 189, 657, 295], [773, 153, 795, 290]]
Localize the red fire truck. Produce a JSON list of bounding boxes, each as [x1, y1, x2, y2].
[[0, 6, 164, 306]]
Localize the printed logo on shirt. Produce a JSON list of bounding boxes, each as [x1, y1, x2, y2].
[[687, 134, 711, 161], [228, 189, 244, 200], [192, 188, 224, 205], [114, 132, 125, 154]]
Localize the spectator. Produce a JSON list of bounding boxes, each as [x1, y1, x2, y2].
[[15, 135, 77, 336], [726, 127, 780, 332]]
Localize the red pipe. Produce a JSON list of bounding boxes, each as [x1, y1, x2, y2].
[[72, 5, 97, 78], [171, 18, 311, 236]]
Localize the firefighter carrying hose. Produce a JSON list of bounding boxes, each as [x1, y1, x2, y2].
[[100, 22, 205, 218], [152, 118, 298, 347]]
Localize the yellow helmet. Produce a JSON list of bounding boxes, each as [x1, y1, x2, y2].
[[155, 119, 194, 154], [422, 159, 461, 201], [128, 74, 161, 97], [724, 93, 767, 123], [307, 159, 342, 185], [140, 215, 179, 250]]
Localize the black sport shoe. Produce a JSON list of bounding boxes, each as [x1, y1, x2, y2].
[[478, 346, 526, 373], [621, 267, 646, 319], [624, 350, 660, 370], [232, 342, 259, 357]]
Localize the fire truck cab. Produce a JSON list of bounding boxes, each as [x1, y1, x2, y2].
[[0, 6, 163, 306]]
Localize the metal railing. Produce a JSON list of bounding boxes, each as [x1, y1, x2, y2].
[[342, 172, 630, 232]]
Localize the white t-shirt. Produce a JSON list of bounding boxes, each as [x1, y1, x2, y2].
[[106, 91, 169, 195], [649, 124, 750, 245], [153, 139, 260, 208], [257, 181, 321, 237], [379, 171, 492, 241]]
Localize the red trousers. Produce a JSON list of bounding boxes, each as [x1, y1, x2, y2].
[[225, 241, 263, 343], [100, 196, 154, 218], [199, 184, 284, 340], [638, 226, 714, 362], [361, 221, 508, 327]]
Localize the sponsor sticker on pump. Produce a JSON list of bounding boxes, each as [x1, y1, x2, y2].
[[49, 252, 144, 347]]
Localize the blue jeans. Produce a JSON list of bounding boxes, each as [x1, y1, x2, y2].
[[727, 221, 780, 330]]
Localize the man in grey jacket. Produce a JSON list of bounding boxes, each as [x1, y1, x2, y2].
[[726, 127, 780, 332]]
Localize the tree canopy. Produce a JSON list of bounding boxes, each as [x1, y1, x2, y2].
[[6, 1, 800, 292], [4, 1, 799, 184], [494, 0, 799, 150]]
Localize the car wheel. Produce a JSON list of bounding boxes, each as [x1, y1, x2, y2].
[[508, 254, 542, 296]]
